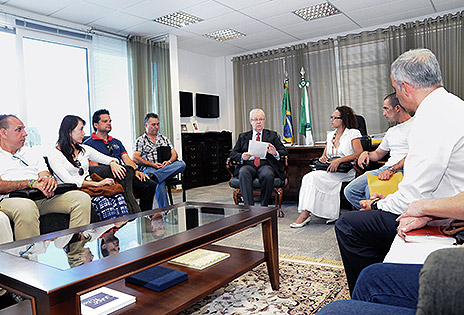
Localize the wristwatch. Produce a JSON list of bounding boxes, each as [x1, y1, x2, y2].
[[387, 166, 396, 173], [370, 198, 380, 210]]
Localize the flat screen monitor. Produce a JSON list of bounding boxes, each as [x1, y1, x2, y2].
[[196, 93, 219, 118], [180, 91, 193, 117]]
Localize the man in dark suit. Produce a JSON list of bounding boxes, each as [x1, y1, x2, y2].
[[230, 109, 288, 206]]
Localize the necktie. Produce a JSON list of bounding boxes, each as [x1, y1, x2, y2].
[[254, 132, 261, 167]]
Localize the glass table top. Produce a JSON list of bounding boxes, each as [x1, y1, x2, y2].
[[3, 205, 249, 270]]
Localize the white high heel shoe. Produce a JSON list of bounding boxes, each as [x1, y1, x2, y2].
[[290, 215, 311, 228]]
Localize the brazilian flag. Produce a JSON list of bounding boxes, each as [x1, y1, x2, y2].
[[281, 81, 294, 143]]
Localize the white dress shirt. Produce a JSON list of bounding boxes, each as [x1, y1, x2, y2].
[[378, 88, 464, 214]]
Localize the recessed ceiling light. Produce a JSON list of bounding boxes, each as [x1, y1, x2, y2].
[[153, 11, 203, 28], [204, 28, 246, 41], [293, 2, 340, 21]]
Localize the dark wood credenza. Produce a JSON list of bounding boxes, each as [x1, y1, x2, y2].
[[284, 145, 325, 201], [181, 132, 232, 190]]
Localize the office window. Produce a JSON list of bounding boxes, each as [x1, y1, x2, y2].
[[22, 36, 91, 146], [0, 31, 21, 115]]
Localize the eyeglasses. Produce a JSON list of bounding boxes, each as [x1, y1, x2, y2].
[[106, 143, 114, 156], [12, 154, 28, 167], [330, 116, 342, 120], [75, 160, 84, 176], [251, 118, 265, 122]]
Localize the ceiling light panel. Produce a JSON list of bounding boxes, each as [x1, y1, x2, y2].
[[293, 2, 340, 21], [153, 11, 203, 28], [204, 28, 246, 41]]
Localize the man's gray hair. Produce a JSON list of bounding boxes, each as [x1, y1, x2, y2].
[[391, 48, 443, 91], [0, 114, 17, 130], [249, 108, 265, 120]]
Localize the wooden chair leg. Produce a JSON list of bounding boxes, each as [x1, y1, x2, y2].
[[275, 188, 284, 218], [233, 189, 241, 205]]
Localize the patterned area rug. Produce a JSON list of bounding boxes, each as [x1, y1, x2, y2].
[[179, 255, 350, 314]]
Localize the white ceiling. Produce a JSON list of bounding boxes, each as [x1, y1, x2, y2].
[[1, 0, 463, 57]]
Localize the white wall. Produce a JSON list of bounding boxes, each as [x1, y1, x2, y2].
[[177, 49, 234, 135]]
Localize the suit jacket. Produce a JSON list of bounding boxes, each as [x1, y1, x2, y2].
[[230, 129, 288, 180]]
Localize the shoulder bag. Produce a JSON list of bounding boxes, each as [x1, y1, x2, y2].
[[78, 173, 124, 197], [313, 157, 353, 173]]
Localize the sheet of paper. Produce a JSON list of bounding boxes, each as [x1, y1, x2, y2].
[[248, 140, 269, 158], [383, 235, 458, 264]]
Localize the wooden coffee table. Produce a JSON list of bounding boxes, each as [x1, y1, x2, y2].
[[0, 202, 279, 314]]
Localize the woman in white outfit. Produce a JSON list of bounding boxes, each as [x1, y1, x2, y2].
[[291, 106, 363, 227]]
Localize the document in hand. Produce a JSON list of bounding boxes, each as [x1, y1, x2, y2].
[[248, 140, 269, 158], [366, 172, 403, 197]]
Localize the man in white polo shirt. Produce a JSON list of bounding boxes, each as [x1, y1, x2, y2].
[[344, 93, 412, 209], [0, 114, 91, 241]]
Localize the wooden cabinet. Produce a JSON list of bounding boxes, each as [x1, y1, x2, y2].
[[284, 145, 325, 201], [182, 132, 232, 189]]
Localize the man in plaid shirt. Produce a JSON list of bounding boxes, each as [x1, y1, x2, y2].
[[133, 113, 186, 207]]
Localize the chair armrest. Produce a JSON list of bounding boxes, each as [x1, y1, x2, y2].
[[416, 248, 464, 315], [281, 155, 288, 175], [226, 157, 239, 179]]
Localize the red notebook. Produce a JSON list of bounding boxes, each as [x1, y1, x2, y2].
[[405, 225, 456, 245]]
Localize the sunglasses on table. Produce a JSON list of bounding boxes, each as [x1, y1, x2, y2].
[[74, 160, 85, 176]]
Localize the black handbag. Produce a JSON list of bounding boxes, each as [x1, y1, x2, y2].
[[313, 158, 353, 173], [9, 183, 77, 200]]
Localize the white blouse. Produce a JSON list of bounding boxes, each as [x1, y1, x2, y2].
[[325, 128, 361, 159], [47, 144, 116, 187]]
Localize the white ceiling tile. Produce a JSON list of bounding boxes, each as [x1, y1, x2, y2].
[[83, 0, 144, 11], [182, 11, 256, 35], [183, 1, 234, 20], [186, 42, 246, 57], [355, 7, 438, 28], [214, 0, 271, 10], [50, 1, 114, 24], [122, 0, 205, 20], [280, 14, 357, 34], [233, 20, 272, 35], [91, 12, 146, 32], [261, 12, 308, 28], [124, 21, 172, 38], [433, 1, 464, 12], [331, 0, 394, 12], [4, 0, 77, 16], [230, 29, 293, 46]]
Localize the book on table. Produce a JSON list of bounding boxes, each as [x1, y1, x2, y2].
[[168, 248, 230, 270], [80, 287, 135, 315], [404, 223, 456, 245], [126, 265, 188, 292]]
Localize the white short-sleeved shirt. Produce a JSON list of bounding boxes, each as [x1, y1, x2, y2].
[[0, 146, 48, 200], [326, 128, 362, 159], [378, 117, 414, 166]]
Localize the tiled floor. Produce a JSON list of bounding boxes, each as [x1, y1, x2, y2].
[[171, 181, 346, 261]]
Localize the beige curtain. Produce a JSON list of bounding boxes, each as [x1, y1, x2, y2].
[[337, 31, 392, 134], [127, 35, 172, 141], [232, 40, 338, 143], [387, 11, 464, 98]]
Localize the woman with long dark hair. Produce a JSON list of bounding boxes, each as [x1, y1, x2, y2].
[[48, 115, 129, 221], [291, 106, 363, 227]]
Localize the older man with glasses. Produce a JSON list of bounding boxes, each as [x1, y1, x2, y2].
[[229, 108, 288, 206], [0, 114, 91, 241]]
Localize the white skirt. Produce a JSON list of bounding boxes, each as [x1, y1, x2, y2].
[[297, 169, 355, 220]]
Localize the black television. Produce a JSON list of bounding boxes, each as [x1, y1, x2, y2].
[[179, 91, 193, 117], [196, 93, 219, 118]]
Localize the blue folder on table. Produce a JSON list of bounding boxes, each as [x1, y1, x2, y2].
[[126, 266, 188, 292]]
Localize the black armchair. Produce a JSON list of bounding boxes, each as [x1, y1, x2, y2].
[[226, 156, 288, 218]]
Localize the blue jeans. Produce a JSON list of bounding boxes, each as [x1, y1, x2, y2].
[[316, 263, 421, 314], [344, 166, 403, 210], [352, 263, 421, 309], [143, 160, 186, 208]]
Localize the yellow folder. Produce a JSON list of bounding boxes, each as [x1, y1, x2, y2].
[[366, 172, 403, 197]]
